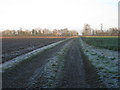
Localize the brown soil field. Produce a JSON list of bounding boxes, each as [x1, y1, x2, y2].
[[2, 37, 65, 63]]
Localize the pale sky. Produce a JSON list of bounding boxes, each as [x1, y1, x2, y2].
[[0, 0, 119, 34]]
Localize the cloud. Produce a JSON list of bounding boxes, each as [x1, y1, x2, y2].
[[0, 0, 118, 34]]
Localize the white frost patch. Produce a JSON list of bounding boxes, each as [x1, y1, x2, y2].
[[79, 38, 119, 88], [0, 39, 69, 72]]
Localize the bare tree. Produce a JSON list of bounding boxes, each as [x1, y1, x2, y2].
[[82, 24, 91, 35]]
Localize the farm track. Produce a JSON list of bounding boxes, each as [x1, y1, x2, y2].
[[59, 38, 90, 88], [59, 38, 102, 88], [3, 38, 103, 88]]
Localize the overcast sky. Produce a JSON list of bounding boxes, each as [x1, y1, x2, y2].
[[0, 0, 119, 34]]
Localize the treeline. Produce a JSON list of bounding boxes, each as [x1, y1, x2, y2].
[[82, 24, 120, 36], [1, 28, 78, 36]]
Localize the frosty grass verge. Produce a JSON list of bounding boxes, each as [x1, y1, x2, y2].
[[0, 38, 69, 72], [79, 38, 119, 88]]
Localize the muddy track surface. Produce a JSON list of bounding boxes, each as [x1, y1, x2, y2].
[[59, 38, 90, 88], [59, 38, 103, 88], [3, 38, 103, 88]]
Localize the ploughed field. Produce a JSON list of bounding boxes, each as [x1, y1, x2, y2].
[[2, 37, 65, 63]]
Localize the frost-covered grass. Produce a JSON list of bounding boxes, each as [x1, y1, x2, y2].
[[0, 38, 69, 72], [79, 38, 119, 88]]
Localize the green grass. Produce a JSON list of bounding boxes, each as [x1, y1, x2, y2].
[[81, 37, 119, 51]]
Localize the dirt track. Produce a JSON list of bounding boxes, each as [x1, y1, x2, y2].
[[2, 38, 103, 88], [59, 39, 90, 88], [59, 38, 103, 88]]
